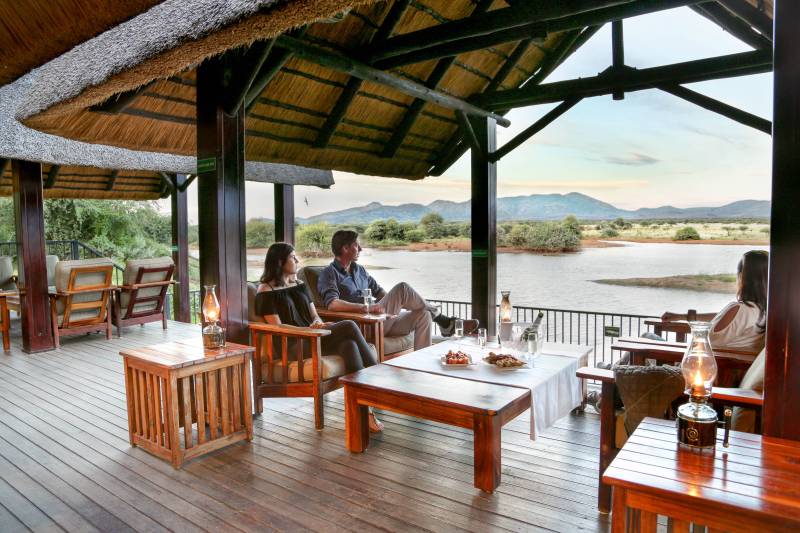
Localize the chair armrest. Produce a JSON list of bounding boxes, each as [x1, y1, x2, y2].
[[120, 280, 176, 290], [317, 309, 390, 323], [712, 387, 763, 407], [51, 285, 118, 296], [577, 366, 615, 383], [249, 322, 332, 338]]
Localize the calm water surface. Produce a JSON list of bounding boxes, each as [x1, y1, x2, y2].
[[248, 241, 769, 317]]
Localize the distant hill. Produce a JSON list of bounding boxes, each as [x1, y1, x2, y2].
[[298, 193, 771, 224]]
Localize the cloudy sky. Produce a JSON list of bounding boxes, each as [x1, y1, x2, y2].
[[173, 6, 773, 223]]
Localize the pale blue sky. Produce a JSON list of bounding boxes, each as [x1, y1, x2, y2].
[[181, 6, 773, 222]]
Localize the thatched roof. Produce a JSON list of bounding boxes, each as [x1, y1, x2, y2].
[[18, 0, 564, 179]]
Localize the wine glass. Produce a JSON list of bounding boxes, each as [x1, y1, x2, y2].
[[361, 288, 372, 318], [477, 327, 487, 348], [454, 319, 464, 339]]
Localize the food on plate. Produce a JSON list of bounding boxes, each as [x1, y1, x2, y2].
[[445, 350, 471, 365], [483, 352, 525, 368]]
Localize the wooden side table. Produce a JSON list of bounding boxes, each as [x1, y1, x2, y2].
[[604, 417, 800, 532], [120, 338, 255, 468], [0, 291, 12, 351]]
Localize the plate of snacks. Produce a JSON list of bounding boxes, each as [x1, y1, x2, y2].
[[441, 350, 475, 367], [483, 351, 527, 370]]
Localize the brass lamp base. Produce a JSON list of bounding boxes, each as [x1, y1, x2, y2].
[[202, 323, 225, 349], [676, 400, 718, 449]]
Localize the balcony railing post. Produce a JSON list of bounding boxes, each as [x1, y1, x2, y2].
[[70, 240, 80, 260]]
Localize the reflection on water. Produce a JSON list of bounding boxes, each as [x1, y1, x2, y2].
[[247, 241, 768, 316]]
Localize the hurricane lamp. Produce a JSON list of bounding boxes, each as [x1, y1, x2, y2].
[[499, 291, 513, 322], [201, 285, 225, 349], [676, 322, 718, 449]]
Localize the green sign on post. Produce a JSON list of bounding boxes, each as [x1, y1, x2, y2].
[[604, 326, 621, 338], [197, 157, 216, 174]]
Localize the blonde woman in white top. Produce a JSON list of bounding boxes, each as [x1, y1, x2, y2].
[[661, 250, 768, 353]]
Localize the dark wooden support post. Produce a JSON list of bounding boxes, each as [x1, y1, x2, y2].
[[470, 117, 497, 337], [612, 20, 624, 100], [171, 173, 190, 323], [764, 0, 800, 440], [274, 183, 295, 245], [197, 58, 248, 343], [12, 160, 54, 353]]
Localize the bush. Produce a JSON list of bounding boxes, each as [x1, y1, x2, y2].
[[600, 227, 619, 238], [562, 215, 581, 238], [674, 227, 701, 241], [506, 222, 580, 252], [760, 227, 770, 234], [296, 223, 334, 256], [420, 212, 447, 239], [405, 229, 426, 242], [246, 219, 275, 248], [738, 225, 748, 232]]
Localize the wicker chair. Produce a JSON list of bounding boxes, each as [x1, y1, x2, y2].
[[113, 256, 175, 336], [49, 258, 116, 348], [298, 266, 414, 361], [247, 281, 376, 429]]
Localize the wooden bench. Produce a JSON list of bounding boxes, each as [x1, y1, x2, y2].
[[341, 364, 531, 493], [577, 366, 763, 513]]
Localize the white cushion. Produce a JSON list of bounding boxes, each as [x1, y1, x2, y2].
[[120, 257, 173, 314], [732, 348, 766, 433], [266, 355, 346, 383], [384, 331, 414, 354], [55, 258, 114, 325]]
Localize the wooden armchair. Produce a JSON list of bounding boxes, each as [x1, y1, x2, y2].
[[50, 258, 116, 348], [113, 257, 175, 335], [578, 358, 764, 513], [6, 254, 59, 315], [298, 266, 414, 361]]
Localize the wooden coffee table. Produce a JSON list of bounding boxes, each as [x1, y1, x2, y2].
[[341, 364, 531, 493], [120, 338, 254, 468]]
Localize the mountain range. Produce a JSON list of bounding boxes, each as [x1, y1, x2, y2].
[[298, 193, 770, 224]]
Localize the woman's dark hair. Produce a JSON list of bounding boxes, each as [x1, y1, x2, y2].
[[331, 230, 359, 256], [260, 242, 295, 286], [737, 250, 769, 327]]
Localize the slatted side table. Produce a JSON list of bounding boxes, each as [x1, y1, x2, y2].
[[120, 338, 254, 468], [603, 417, 800, 533]]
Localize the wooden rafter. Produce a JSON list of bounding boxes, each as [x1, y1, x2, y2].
[[612, 21, 624, 100], [374, 0, 704, 69], [92, 81, 154, 114], [718, 0, 773, 38], [222, 39, 276, 115], [456, 111, 481, 155], [43, 165, 60, 189], [692, 3, 771, 49], [490, 98, 582, 162], [476, 49, 773, 110], [0, 159, 9, 177], [659, 84, 771, 134], [380, 0, 494, 158], [313, 0, 410, 148], [244, 27, 308, 115], [274, 35, 510, 126]]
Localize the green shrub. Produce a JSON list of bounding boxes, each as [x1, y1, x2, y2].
[[296, 223, 334, 256], [246, 219, 275, 248], [600, 227, 619, 238], [420, 212, 446, 239], [405, 229, 426, 242], [760, 227, 770, 234], [674, 227, 701, 241], [738, 225, 748, 232]]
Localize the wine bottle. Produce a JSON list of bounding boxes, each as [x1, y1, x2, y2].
[[531, 311, 544, 329]]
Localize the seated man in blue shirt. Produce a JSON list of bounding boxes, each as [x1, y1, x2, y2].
[[317, 230, 478, 350]]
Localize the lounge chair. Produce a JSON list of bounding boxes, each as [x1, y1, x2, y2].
[[50, 258, 116, 348], [6, 254, 59, 315], [113, 256, 175, 336], [247, 282, 376, 429], [298, 266, 414, 361]]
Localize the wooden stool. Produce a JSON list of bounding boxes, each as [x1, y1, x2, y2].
[[120, 338, 254, 468]]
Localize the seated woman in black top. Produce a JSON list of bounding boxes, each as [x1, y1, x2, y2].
[[255, 242, 382, 431]]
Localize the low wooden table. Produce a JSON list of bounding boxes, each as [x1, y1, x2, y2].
[[120, 338, 254, 468], [341, 364, 531, 493], [604, 417, 800, 532], [0, 290, 12, 351]]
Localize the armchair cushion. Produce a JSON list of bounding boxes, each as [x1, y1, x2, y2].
[[384, 331, 414, 355], [119, 256, 173, 314], [247, 281, 264, 324], [0, 256, 14, 291], [732, 348, 765, 432], [297, 266, 325, 307], [46, 254, 58, 288], [615, 365, 684, 439], [267, 355, 347, 383]]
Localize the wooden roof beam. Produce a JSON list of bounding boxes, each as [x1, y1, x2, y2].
[[43, 165, 60, 189], [718, 0, 772, 39], [0, 159, 9, 177], [91, 81, 153, 114], [244, 27, 307, 115], [476, 49, 772, 110], [380, 0, 495, 158], [369, 0, 631, 64], [274, 35, 510, 127], [659, 84, 771, 134], [456, 111, 482, 155], [313, 0, 411, 149], [490, 98, 582, 162], [158, 172, 175, 199], [105, 170, 119, 191], [223, 39, 276, 115], [611, 21, 624, 100], [692, 3, 771, 49], [374, 0, 705, 69]]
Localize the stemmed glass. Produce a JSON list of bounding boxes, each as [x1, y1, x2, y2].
[[361, 288, 374, 318], [453, 319, 464, 339]]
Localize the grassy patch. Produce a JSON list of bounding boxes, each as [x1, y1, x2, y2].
[[593, 273, 737, 293]]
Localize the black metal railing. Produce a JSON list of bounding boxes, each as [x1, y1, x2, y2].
[[0, 239, 125, 284], [172, 290, 660, 366]]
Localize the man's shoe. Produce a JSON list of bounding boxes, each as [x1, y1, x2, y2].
[[437, 316, 479, 337]]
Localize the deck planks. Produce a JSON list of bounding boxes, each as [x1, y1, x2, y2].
[[0, 319, 609, 532]]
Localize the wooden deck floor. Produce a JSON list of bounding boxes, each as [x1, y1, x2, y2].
[[0, 320, 609, 532]]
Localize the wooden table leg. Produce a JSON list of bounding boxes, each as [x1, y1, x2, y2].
[[611, 487, 627, 533], [344, 386, 369, 452], [473, 413, 501, 493], [599, 379, 616, 513], [1, 299, 9, 351]]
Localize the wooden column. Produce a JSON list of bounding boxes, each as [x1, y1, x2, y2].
[[171, 174, 190, 323], [12, 160, 54, 352], [764, 0, 800, 440], [469, 117, 497, 337], [196, 59, 248, 343], [274, 183, 295, 244]]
